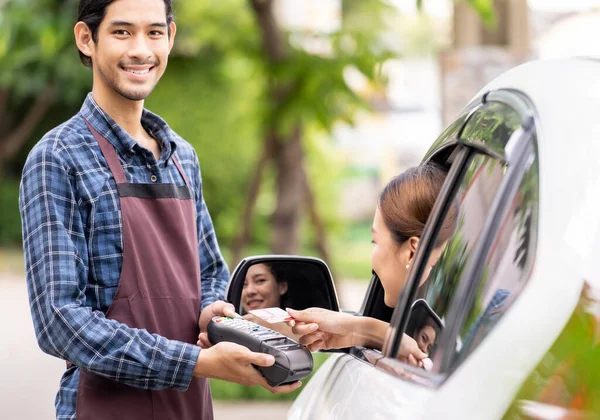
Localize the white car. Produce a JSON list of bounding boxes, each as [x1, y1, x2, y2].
[[228, 58, 600, 419]]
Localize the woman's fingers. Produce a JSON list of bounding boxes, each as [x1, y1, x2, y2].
[[297, 331, 324, 347], [291, 322, 319, 337]]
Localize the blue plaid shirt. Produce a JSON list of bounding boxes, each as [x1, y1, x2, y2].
[[19, 93, 230, 419]]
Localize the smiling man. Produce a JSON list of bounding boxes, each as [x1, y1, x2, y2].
[[19, 0, 301, 419]]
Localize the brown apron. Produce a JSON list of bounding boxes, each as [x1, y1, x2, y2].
[[75, 118, 213, 419]]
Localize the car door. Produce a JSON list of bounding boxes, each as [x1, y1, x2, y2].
[[290, 89, 540, 420]]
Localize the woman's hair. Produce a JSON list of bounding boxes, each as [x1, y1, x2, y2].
[[262, 263, 289, 309], [76, 0, 174, 67], [378, 163, 457, 248]]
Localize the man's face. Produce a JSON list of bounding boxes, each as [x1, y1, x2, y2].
[[89, 0, 175, 101]]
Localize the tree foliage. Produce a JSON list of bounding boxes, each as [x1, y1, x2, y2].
[[0, 0, 495, 252]]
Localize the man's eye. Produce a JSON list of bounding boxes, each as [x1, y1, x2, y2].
[[114, 30, 129, 35], [149, 31, 164, 36]]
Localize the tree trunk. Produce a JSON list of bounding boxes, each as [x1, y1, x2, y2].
[[272, 125, 305, 254], [230, 130, 277, 266], [0, 85, 56, 170], [250, 0, 304, 255], [301, 165, 342, 302]]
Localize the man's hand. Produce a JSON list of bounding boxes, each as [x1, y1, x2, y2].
[[198, 300, 237, 334], [194, 341, 303, 394]]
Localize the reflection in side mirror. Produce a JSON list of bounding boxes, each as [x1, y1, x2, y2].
[[406, 299, 443, 358], [226, 255, 340, 315]]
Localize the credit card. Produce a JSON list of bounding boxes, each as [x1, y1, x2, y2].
[[249, 307, 294, 324]]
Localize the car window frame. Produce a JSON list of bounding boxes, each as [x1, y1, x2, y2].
[[378, 89, 539, 384]]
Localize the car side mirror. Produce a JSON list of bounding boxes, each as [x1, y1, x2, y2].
[[405, 299, 443, 357], [226, 255, 340, 315]]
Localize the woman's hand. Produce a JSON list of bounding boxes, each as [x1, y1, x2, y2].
[[287, 308, 357, 351], [398, 333, 427, 367]]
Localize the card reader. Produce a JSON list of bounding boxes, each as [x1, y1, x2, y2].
[[207, 316, 314, 387]]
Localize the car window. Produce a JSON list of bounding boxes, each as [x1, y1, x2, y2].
[[453, 151, 538, 364], [410, 153, 508, 369], [388, 96, 538, 376]]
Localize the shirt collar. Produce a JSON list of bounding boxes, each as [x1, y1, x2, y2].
[[79, 93, 178, 164]]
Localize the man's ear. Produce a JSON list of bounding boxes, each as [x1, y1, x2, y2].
[[168, 22, 177, 52], [408, 236, 420, 263], [279, 281, 288, 296], [74, 22, 94, 60]]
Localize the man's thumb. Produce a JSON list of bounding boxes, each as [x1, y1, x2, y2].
[[250, 352, 275, 367]]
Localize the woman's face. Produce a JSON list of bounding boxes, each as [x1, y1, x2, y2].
[[371, 207, 446, 307], [241, 264, 288, 312], [416, 325, 437, 355]]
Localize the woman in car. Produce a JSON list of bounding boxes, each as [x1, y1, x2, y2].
[[287, 163, 457, 366]]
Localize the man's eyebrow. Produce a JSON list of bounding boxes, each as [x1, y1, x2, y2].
[[108, 21, 167, 28], [108, 20, 134, 27]]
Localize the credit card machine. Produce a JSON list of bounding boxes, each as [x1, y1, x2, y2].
[[207, 316, 314, 387]]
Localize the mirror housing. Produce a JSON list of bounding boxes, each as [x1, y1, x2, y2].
[[226, 255, 340, 315]]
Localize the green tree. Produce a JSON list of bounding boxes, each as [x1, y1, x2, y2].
[[0, 0, 495, 257], [0, 0, 89, 175]]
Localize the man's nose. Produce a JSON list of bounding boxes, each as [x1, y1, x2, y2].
[[128, 34, 152, 60]]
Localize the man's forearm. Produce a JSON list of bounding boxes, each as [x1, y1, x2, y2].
[[40, 304, 200, 391]]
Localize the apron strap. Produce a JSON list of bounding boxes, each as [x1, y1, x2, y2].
[[82, 117, 128, 184], [171, 155, 192, 189]]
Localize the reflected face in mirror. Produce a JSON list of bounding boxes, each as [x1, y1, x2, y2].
[[241, 263, 288, 312], [415, 325, 437, 355], [230, 257, 339, 315], [406, 300, 443, 360]]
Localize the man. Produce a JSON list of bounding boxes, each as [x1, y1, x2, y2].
[[19, 0, 301, 418]]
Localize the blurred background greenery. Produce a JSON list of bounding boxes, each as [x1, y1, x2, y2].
[[0, 0, 493, 283]]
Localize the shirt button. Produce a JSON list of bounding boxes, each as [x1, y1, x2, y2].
[[150, 175, 157, 183]]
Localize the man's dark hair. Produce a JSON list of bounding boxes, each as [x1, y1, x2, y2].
[[76, 0, 174, 68]]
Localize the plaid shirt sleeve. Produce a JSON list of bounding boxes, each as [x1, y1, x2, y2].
[[190, 150, 230, 309], [20, 139, 200, 391]]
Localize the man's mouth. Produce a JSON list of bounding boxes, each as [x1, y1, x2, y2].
[[121, 65, 155, 76]]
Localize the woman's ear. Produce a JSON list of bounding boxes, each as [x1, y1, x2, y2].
[[407, 236, 420, 263], [279, 281, 288, 296]]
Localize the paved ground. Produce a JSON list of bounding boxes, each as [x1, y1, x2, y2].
[[0, 264, 367, 419]]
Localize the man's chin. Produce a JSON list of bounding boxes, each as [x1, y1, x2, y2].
[[119, 90, 152, 101], [114, 84, 155, 102]]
